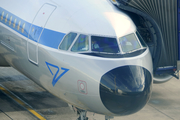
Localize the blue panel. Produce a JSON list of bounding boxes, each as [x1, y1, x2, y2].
[[39, 29, 65, 49]]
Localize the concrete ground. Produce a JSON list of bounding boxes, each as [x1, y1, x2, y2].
[[0, 67, 179, 120]]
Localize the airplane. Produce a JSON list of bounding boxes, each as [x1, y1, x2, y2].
[[0, 0, 179, 120]]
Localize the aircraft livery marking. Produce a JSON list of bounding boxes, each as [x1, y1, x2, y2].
[[0, 7, 65, 49], [45, 62, 69, 86], [77, 80, 88, 95]]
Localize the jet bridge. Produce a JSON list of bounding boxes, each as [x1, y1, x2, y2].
[[111, 0, 179, 82]]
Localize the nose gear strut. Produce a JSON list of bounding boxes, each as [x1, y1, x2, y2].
[[76, 109, 88, 120], [75, 107, 114, 120]]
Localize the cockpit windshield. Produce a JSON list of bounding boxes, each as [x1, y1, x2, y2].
[[91, 36, 119, 53], [59, 32, 147, 56], [119, 33, 142, 53]]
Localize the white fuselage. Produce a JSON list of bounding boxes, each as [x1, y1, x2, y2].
[[0, 0, 153, 116]]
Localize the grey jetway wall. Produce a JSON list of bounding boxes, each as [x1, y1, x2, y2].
[[117, 0, 178, 69]]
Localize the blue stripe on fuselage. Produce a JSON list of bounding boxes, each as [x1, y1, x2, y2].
[[39, 29, 65, 49], [0, 7, 65, 49]]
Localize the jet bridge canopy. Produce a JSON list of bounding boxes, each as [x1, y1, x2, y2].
[[111, 0, 178, 75]]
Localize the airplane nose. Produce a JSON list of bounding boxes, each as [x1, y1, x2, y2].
[[100, 65, 152, 116]]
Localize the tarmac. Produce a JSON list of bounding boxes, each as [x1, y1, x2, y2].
[[0, 67, 180, 120]]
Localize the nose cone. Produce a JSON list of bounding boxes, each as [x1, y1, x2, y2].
[[100, 65, 152, 116]]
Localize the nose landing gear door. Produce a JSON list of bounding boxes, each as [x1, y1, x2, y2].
[[27, 3, 56, 65]]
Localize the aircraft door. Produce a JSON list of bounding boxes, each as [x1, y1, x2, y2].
[[27, 4, 56, 65]]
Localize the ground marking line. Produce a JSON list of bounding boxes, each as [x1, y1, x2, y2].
[[0, 84, 47, 120]]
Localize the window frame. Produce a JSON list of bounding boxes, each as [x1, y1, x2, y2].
[[9, 16, 12, 25], [58, 32, 78, 51], [1, 11, 4, 20], [70, 34, 90, 52], [13, 18, 17, 28], [118, 32, 144, 54], [90, 34, 120, 54], [136, 31, 147, 48], [22, 23, 25, 33], [17, 20, 21, 30], [58, 31, 146, 55], [5, 13, 8, 23]]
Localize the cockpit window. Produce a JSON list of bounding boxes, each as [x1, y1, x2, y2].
[[59, 32, 77, 50], [91, 36, 119, 53], [71, 34, 89, 52], [136, 31, 147, 47], [119, 33, 141, 53]]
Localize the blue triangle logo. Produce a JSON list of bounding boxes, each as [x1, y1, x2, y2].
[[45, 62, 69, 87]]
